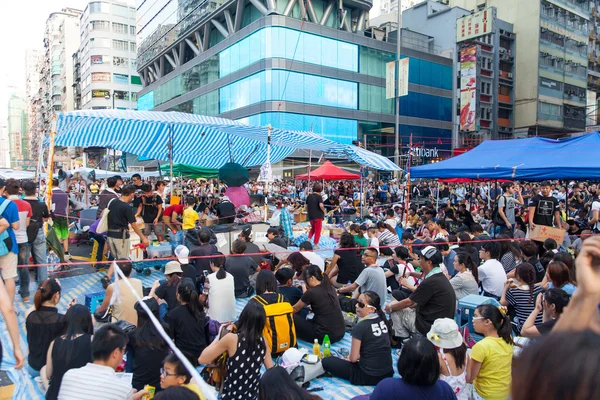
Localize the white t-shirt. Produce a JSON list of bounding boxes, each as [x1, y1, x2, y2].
[[478, 259, 507, 297], [300, 251, 325, 271], [592, 200, 600, 231], [369, 236, 380, 253], [385, 218, 398, 229], [207, 271, 236, 323]]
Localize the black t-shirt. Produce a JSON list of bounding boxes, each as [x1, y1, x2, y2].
[[325, 198, 339, 213], [381, 260, 400, 290], [167, 305, 208, 359], [107, 199, 136, 238], [139, 194, 163, 223], [300, 284, 345, 340], [155, 282, 179, 312], [244, 242, 262, 265], [306, 193, 325, 220], [278, 286, 302, 305], [334, 249, 364, 284], [530, 195, 560, 227], [352, 315, 393, 377], [181, 263, 197, 282], [527, 256, 546, 283], [224, 256, 258, 297], [536, 318, 557, 335], [269, 236, 288, 249], [409, 272, 456, 335], [216, 202, 236, 223], [191, 244, 218, 276], [128, 332, 170, 391], [23, 198, 49, 243]]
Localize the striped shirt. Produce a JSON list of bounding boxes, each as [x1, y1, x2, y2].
[[378, 230, 401, 248], [505, 286, 543, 330], [58, 363, 134, 400]]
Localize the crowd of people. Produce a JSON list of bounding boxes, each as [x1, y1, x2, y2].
[[0, 173, 600, 400]]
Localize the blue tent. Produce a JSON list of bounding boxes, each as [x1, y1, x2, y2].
[[411, 132, 600, 180]]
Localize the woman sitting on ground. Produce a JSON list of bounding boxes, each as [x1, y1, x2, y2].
[[326, 232, 364, 288], [322, 291, 393, 386], [26, 278, 67, 377], [450, 252, 479, 300], [500, 262, 543, 331], [198, 300, 274, 400], [434, 219, 449, 241], [42, 305, 93, 400], [349, 224, 368, 253], [456, 232, 480, 266], [128, 297, 170, 392], [258, 366, 321, 400], [376, 222, 401, 256], [520, 287, 570, 337], [160, 353, 206, 400], [204, 253, 236, 324], [467, 304, 514, 400], [286, 252, 311, 278], [96, 260, 143, 326], [498, 234, 521, 274], [150, 261, 183, 319], [545, 260, 577, 295], [168, 278, 208, 359], [293, 265, 346, 344], [426, 318, 470, 400], [366, 337, 457, 400]]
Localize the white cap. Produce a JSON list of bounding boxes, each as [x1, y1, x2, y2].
[[174, 245, 190, 264]]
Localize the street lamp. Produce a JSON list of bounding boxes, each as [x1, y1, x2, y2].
[[104, 90, 117, 171], [104, 90, 115, 109]]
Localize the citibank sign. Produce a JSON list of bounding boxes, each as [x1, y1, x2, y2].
[[412, 147, 439, 158]]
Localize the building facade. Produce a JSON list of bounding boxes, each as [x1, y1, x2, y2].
[[77, 0, 142, 110], [25, 49, 43, 161], [450, 0, 589, 137], [7, 94, 28, 168], [38, 9, 82, 151], [136, 0, 454, 167], [404, 1, 515, 149]]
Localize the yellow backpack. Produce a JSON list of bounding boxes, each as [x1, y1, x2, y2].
[[254, 294, 297, 355]]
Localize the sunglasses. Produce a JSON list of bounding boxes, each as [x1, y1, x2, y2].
[[357, 301, 374, 309]]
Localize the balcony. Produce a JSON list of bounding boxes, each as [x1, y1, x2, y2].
[[499, 71, 514, 81], [498, 94, 511, 103]]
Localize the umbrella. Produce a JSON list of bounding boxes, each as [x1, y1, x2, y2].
[[219, 163, 249, 187], [225, 186, 250, 207]]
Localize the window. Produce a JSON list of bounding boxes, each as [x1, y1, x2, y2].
[[481, 107, 492, 120], [137, 90, 154, 110], [131, 92, 138, 102], [538, 101, 562, 116], [481, 82, 491, 95], [90, 20, 110, 31], [114, 90, 129, 100], [358, 84, 394, 114], [130, 42, 136, 52], [112, 22, 128, 34], [129, 25, 135, 36], [499, 85, 510, 96], [131, 59, 137, 70], [92, 89, 110, 98], [89, 2, 110, 13], [113, 56, 128, 67], [113, 40, 128, 51]]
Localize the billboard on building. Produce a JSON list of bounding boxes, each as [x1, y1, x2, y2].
[[459, 46, 478, 132], [92, 72, 111, 82], [456, 7, 495, 42], [91, 55, 103, 64]]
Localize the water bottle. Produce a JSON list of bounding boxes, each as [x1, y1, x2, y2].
[[323, 334, 331, 357], [313, 339, 321, 357]]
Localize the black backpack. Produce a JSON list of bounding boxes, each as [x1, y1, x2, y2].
[[492, 195, 509, 226]]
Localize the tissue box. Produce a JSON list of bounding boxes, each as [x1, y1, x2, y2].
[[85, 291, 105, 314]]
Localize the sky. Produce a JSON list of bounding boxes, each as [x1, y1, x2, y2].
[[0, 0, 135, 119]]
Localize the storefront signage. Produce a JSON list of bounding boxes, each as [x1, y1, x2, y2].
[[459, 45, 479, 132], [412, 147, 439, 158], [91, 55, 103, 64], [456, 7, 495, 42]]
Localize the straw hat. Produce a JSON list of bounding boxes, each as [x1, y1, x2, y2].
[[164, 261, 183, 275], [426, 318, 463, 349]]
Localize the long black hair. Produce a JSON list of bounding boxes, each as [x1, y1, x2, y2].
[[302, 264, 337, 304], [34, 278, 61, 310], [475, 304, 513, 345], [361, 291, 392, 340], [515, 262, 536, 304], [255, 270, 278, 296], [177, 278, 205, 323], [258, 366, 320, 400], [132, 298, 169, 350], [236, 299, 267, 352], [397, 338, 440, 386], [210, 253, 227, 280], [455, 252, 479, 282], [62, 305, 94, 365]]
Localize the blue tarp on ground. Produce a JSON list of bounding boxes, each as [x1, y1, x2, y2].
[[411, 132, 600, 180]]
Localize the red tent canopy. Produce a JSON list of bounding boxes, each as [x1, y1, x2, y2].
[[296, 161, 360, 181]]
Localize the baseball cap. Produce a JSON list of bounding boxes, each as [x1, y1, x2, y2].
[[222, 196, 230, 201], [415, 245, 439, 261], [174, 245, 190, 264]]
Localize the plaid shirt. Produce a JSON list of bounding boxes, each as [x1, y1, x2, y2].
[[279, 208, 294, 239]]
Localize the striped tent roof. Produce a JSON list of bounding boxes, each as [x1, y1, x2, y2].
[[52, 110, 401, 171]]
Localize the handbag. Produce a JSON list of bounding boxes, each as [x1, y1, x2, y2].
[[94, 306, 114, 323], [114, 319, 136, 334], [201, 324, 236, 393], [96, 198, 116, 234], [0, 199, 14, 257]]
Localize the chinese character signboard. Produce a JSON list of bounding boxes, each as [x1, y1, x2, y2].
[[386, 61, 396, 99], [398, 58, 409, 97], [456, 7, 495, 42], [459, 46, 478, 132]]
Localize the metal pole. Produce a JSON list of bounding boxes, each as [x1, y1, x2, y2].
[[436, 181, 440, 209], [404, 134, 413, 226], [394, 5, 402, 177], [169, 127, 174, 197]]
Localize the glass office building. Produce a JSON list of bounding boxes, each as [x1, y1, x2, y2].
[[135, 0, 454, 164]]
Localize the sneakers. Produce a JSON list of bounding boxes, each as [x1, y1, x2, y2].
[[64, 253, 72, 261]]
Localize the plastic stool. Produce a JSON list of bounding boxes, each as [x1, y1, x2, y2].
[[455, 294, 501, 342]]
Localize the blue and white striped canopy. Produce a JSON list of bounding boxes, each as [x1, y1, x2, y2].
[[52, 110, 401, 171]]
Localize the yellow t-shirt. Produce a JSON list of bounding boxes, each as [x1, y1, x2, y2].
[[471, 336, 514, 400], [181, 383, 206, 400], [182, 207, 199, 230]]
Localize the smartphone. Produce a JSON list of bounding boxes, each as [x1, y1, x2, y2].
[[203, 270, 209, 277]]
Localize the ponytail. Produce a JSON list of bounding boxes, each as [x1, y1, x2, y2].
[[303, 265, 337, 304], [210, 253, 226, 280], [476, 304, 513, 345], [34, 278, 61, 311], [516, 262, 536, 304], [363, 291, 392, 339], [177, 278, 204, 323], [165, 273, 181, 287]]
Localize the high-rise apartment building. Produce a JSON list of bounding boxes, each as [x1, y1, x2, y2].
[[370, 0, 423, 27], [38, 8, 82, 152], [25, 49, 43, 161], [7, 94, 28, 168], [135, 0, 455, 168], [77, 0, 142, 110], [449, 0, 589, 137], [404, 1, 516, 149]]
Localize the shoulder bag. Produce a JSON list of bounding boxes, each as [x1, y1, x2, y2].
[[96, 198, 116, 234]]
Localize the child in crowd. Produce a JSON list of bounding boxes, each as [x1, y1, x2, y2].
[[160, 353, 206, 400], [275, 268, 302, 306], [367, 228, 380, 253]]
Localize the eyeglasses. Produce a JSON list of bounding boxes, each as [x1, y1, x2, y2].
[[160, 368, 179, 377]]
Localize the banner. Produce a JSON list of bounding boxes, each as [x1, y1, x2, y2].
[[92, 72, 111, 82], [386, 61, 395, 99], [258, 161, 273, 183], [456, 7, 495, 42], [91, 55, 103, 64], [459, 46, 478, 132], [398, 58, 409, 97]]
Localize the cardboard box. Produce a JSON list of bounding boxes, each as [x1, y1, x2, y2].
[[294, 213, 306, 223], [529, 225, 566, 243]]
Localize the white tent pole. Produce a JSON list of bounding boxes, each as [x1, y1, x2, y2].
[[436, 181, 440, 209], [169, 127, 174, 197]]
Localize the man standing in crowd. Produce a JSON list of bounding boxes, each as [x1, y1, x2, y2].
[[106, 185, 149, 259], [58, 324, 147, 400], [135, 184, 164, 241], [98, 176, 119, 219], [22, 180, 49, 285], [5, 180, 33, 302], [51, 178, 71, 260], [529, 181, 563, 253], [0, 179, 21, 303], [306, 183, 326, 246], [216, 196, 236, 224], [496, 182, 524, 232], [385, 246, 455, 340]]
